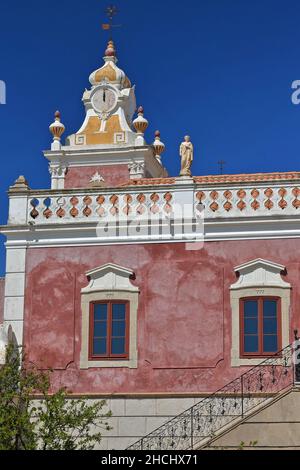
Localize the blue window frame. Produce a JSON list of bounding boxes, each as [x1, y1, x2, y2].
[[240, 297, 281, 357], [89, 301, 129, 359]]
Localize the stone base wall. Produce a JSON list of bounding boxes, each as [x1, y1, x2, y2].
[[94, 396, 205, 450], [205, 388, 300, 450]]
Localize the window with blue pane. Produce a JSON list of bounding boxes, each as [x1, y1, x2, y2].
[[241, 297, 280, 357], [90, 301, 129, 359]]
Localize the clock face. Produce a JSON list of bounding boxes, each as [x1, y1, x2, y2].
[[91, 88, 117, 114]]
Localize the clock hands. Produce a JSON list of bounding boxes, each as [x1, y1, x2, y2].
[[92, 88, 116, 113]]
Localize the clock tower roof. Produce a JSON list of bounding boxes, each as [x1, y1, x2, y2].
[[44, 35, 168, 187], [89, 40, 132, 89]]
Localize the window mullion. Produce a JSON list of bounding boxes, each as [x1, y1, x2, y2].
[[259, 298, 263, 355], [125, 302, 129, 355], [107, 302, 112, 358], [241, 300, 244, 356], [91, 303, 95, 358], [277, 298, 280, 350]]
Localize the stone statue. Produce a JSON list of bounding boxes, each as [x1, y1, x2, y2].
[[179, 135, 193, 177]]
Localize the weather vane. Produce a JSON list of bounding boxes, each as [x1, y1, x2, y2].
[[102, 5, 121, 39]]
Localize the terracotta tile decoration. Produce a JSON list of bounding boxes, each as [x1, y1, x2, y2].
[[293, 199, 300, 209], [150, 193, 160, 214], [292, 187, 300, 209], [136, 193, 146, 215], [123, 194, 133, 215], [109, 194, 119, 216], [137, 193, 146, 203], [223, 190, 233, 212], [237, 189, 246, 199], [264, 188, 273, 198], [251, 200, 260, 210], [210, 201, 219, 212], [193, 172, 300, 184], [30, 208, 39, 219], [278, 198, 288, 210], [123, 194, 133, 204], [70, 196, 79, 218], [56, 207, 66, 218], [223, 190, 232, 200], [251, 188, 260, 198], [264, 199, 274, 210], [223, 201, 232, 212], [278, 188, 287, 210], [210, 190, 219, 200], [278, 188, 287, 198], [150, 193, 160, 203], [120, 171, 300, 187], [164, 192, 173, 202], [83, 196, 92, 217], [34, 178, 300, 221], [110, 194, 119, 205], [251, 188, 260, 211], [237, 200, 246, 211], [196, 191, 206, 202], [96, 195, 105, 205], [292, 187, 300, 197], [43, 208, 53, 219], [120, 178, 176, 186], [96, 195, 106, 217], [237, 189, 246, 211]]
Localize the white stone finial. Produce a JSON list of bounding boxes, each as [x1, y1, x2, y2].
[[133, 106, 149, 146], [152, 130, 165, 164], [49, 111, 65, 150], [9, 175, 30, 192], [104, 40, 117, 62]]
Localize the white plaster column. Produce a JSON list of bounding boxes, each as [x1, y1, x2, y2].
[[8, 176, 29, 225], [128, 162, 145, 179], [49, 165, 67, 190], [3, 176, 30, 346], [3, 247, 27, 346]]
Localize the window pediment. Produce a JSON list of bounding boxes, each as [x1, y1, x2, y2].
[[231, 258, 290, 290], [81, 263, 139, 293]]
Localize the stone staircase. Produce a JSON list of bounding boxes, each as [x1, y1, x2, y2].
[[127, 343, 298, 450]]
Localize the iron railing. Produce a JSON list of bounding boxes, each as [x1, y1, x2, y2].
[[127, 341, 300, 450]]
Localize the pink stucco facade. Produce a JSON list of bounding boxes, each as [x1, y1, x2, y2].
[[64, 165, 130, 188], [23, 239, 299, 395]]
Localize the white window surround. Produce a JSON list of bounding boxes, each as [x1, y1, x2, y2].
[[80, 263, 139, 369], [230, 258, 291, 367]]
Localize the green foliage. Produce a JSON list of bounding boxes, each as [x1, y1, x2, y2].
[[0, 344, 111, 450], [238, 440, 258, 450]]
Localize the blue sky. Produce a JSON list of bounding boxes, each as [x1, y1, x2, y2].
[[0, 0, 300, 275]]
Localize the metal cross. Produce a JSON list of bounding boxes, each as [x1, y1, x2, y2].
[[218, 160, 226, 175], [102, 5, 122, 39]]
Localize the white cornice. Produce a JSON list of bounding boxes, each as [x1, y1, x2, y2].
[[44, 145, 153, 167], [2, 216, 300, 248]]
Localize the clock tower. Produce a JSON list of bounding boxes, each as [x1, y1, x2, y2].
[[45, 40, 168, 189]]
